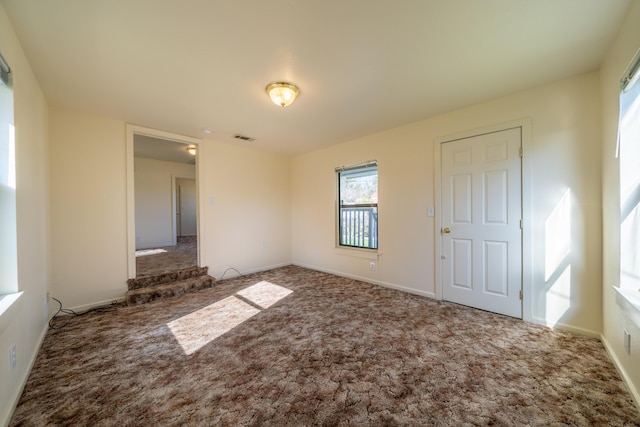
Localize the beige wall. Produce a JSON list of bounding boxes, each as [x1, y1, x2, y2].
[[134, 157, 195, 248], [0, 4, 51, 426], [293, 71, 603, 336], [601, 0, 640, 405], [3, 0, 639, 420], [49, 108, 128, 309], [199, 140, 292, 278], [49, 109, 293, 308]]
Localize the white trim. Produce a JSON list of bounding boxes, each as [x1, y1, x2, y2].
[[0, 291, 22, 336], [434, 119, 533, 321], [293, 262, 437, 299], [171, 174, 177, 245], [601, 334, 640, 411], [66, 296, 127, 313], [213, 262, 292, 281], [172, 175, 198, 245], [334, 247, 379, 260], [521, 119, 533, 323], [530, 315, 601, 338], [125, 124, 203, 279], [434, 139, 442, 300], [614, 286, 640, 329]]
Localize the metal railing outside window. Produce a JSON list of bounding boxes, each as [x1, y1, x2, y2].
[[339, 205, 378, 249], [336, 161, 378, 250]]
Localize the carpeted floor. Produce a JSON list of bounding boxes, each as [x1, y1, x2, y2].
[[135, 235, 197, 277], [11, 266, 640, 426]]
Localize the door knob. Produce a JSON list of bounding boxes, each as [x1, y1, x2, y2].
[[442, 227, 451, 234]]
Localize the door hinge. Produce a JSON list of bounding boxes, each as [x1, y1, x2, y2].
[[519, 147, 523, 158], [519, 290, 523, 300], [519, 219, 523, 229]]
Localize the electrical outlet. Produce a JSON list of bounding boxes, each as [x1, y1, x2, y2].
[[369, 261, 376, 271], [624, 330, 631, 354], [9, 344, 16, 371]]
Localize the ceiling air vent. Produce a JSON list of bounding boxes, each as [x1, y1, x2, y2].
[[233, 134, 255, 142]]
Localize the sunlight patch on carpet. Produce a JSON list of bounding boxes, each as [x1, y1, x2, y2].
[[236, 281, 293, 309], [167, 281, 293, 355], [168, 295, 260, 355], [136, 248, 168, 257]]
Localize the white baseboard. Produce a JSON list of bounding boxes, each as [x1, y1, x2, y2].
[[214, 262, 292, 281], [2, 322, 48, 427], [65, 296, 127, 314], [292, 262, 436, 299], [601, 334, 640, 411], [530, 316, 600, 338]]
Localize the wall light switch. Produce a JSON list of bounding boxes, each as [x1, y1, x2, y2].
[[624, 330, 631, 354], [9, 344, 16, 371], [427, 207, 435, 217]]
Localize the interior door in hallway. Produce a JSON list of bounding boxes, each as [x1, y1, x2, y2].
[[176, 178, 197, 237], [441, 128, 522, 318]]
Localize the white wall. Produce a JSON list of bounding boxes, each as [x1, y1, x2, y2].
[[199, 140, 292, 278], [601, 0, 640, 405], [292, 71, 603, 336], [49, 109, 292, 307], [134, 157, 195, 248], [49, 108, 128, 309], [0, 4, 51, 426]]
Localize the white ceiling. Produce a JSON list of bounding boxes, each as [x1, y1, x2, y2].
[[134, 135, 196, 165], [2, 0, 632, 155]]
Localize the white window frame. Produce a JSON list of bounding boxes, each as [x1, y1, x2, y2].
[[336, 161, 378, 251]]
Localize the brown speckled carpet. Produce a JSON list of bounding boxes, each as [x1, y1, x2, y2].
[[10, 266, 640, 426], [135, 235, 197, 277]]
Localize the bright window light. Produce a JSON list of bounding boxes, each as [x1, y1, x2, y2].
[[167, 281, 293, 355], [544, 189, 571, 281], [236, 281, 293, 309], [619, 54, 640, 290], [135, 248, 168, 257], [8, 123, 14, 189]]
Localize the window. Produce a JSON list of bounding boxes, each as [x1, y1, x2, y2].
[[619, 49, 640, 291], [336, 161, 378, 249], [0, 52, 17, 295]]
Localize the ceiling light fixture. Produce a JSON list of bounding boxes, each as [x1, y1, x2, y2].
[[265, 82, 300, 107], [186, 145, 197, 156]]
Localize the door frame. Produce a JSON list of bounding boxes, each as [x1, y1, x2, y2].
[[434, 119, 533, 322], [125, 124, 204, 279], [173, 176, 197, 241]]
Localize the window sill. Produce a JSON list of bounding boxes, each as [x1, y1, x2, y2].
[[0, 291, 24, 336], [614, 286, 640, 329], [335, 247, 379, 260]]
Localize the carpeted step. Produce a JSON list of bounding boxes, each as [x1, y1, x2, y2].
[[127, 266, 209, 291], [126, 274, 215, 306]]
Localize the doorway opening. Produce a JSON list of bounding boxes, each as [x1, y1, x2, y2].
[[126, 125, 202, 279]]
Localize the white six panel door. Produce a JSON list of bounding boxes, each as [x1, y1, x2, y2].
[[441, 128, 522, 318]]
